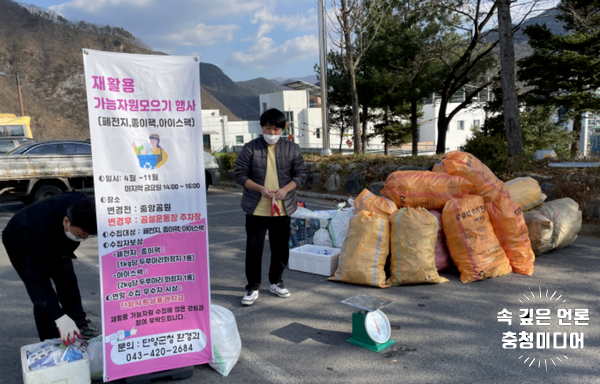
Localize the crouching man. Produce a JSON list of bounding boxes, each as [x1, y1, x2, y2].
[[3, 192, 101, 345]]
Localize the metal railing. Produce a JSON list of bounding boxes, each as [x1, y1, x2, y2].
[[297, 142, 436, 156], [229, 142, 437, 156]]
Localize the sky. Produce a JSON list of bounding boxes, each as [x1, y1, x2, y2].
[[24, 0, 322, 82]]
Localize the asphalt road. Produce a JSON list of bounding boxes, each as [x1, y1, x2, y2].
[[0, 187, 598, 384]]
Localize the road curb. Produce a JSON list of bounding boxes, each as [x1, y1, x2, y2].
[[214, 181, 348, 202]]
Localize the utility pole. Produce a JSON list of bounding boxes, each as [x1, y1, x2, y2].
[[16, 72, 24, 117], [0, 71, 25, 116], [318, 0, 332, 156]]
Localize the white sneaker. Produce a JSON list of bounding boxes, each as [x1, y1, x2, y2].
[[241, 290, 259, 306], [270, 283, 291, 298]]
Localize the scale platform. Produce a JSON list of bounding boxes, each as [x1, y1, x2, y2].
[[341, 294, 393, 313], [342, 294, 396, 353]]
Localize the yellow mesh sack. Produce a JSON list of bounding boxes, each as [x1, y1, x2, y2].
[[387, 207, 448, 286], [433, 151, 509, 203], [442, 194, 512, 283], [355, 188, 397, 219], [328, 210, 390, 288], [506, 177, 547, 211]]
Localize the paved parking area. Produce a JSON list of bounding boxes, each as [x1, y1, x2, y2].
[[0, 187, 598, 383]]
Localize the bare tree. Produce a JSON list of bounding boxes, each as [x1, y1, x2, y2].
[[497, 0, 524, 156], [328, 0, 389, 153], [431, 0, 552, 154]]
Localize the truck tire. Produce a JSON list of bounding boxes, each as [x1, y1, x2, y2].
[[33, 185, 63, 203]]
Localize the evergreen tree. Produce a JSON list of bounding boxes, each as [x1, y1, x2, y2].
[[482, 82, 575, 156], [366, 0, 449, 155], [517, 0, 600, 154], [368, 106, 413, 154]]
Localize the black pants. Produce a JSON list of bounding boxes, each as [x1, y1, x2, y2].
[[3, 233, 87, 341], [245, 215, 291, 291]]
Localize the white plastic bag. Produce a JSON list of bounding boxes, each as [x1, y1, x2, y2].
[[209, 305, 242, 377], [524, 198, 582, 255], [292, 207, 320, 218], [314, 219, 333, 247], [87, 335, 104, 380], [328, 204, 354, 248]]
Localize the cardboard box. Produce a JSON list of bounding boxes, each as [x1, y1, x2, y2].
[[289, 245, 341, 276], [21, 341, 91, 384]]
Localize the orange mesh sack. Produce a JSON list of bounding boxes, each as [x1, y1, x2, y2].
[[355, 188, 397, 219], [381, 171, 474, 211], [387, 207, 448, 286], [485, 196, 535, 276], [506, 177, 547, 211], [442, 194, 512, 283], [328, 210, 390, 288], [433, 151, 509, 203]]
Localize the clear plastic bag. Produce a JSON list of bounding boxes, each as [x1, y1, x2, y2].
[[27, 343, 63, 371], [86, 335, 104, 380], [328, 204, 354, 248], [290, 208, 332, 247], [209, 305, 242, 377]]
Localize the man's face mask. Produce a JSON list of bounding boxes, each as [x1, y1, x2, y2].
[[263, 134, 280, 145], [65, 223, 87, 242]]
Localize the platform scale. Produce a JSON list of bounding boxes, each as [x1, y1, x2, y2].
[[341, 294, 396, 353]]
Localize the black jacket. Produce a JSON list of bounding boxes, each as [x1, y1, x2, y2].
[[5, 192, 89, 264], [234, 137, 307, 215], [3, 192, 89, 321]]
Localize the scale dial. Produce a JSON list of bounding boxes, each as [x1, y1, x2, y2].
[[364, 310, 391, 344]]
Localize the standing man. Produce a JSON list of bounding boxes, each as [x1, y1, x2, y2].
[[235, 108, 307, 306], [3, 192, 100, 345]]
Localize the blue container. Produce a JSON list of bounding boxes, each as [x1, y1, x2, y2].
[[138, 154, 157, 169]]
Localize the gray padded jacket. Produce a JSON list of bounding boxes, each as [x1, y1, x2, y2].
[[234, 137, 307, 215]]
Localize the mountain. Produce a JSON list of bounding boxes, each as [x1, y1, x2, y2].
[[200, 63, 261, 120], [514, 9, 566, 60], [484, 9, 566, 60], [513, 9, 565, 44], [200, 87, 241, 121], [236, 77, 283, 95], [0, 0, 240, 140]]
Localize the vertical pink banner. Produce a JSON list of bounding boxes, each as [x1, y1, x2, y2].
[[83, 50, 211, 382], [100, 219, 210, 380]]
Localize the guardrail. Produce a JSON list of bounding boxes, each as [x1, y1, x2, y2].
[[298, 143, 436, 156], [230, 143, 437, 156]]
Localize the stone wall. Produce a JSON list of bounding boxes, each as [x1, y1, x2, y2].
[[300, 162, 428, 196]]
